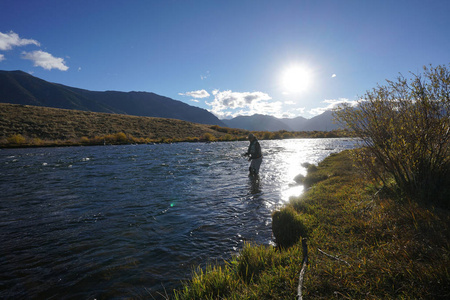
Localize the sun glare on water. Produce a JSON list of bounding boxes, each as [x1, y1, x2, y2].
[[281, 64, 312, 94]]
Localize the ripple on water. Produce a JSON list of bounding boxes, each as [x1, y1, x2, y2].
[[0, 139, 358, 298]]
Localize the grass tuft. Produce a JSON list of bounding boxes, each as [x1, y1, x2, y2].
[[272, 206, 308, 249]]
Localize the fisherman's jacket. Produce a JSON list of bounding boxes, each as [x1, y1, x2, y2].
[[247, 140, 262, 159]]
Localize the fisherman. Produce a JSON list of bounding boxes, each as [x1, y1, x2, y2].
[[243, 133, 262, 176]]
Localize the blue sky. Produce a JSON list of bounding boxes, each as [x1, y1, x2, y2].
[[1, 0, 449, 119]]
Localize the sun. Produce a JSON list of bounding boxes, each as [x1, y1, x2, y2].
[[281, 65, 312, 94]]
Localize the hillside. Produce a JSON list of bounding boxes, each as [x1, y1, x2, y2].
[[0, 103, 236, 146], [0, 70, 225, 126]]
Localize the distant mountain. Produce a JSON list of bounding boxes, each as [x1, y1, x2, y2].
[[222, 110, 341, 131], [280, 116, 308, 131], [0, 70, 225, 126], [301, 110, 338, 131], [223, 114, 293, 131]]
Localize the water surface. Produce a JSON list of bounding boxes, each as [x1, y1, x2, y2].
[[0, 138, 356, 298]]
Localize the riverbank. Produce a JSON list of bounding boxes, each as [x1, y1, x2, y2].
[[0, 103, 352, 148], [173, 150, 450, 299]]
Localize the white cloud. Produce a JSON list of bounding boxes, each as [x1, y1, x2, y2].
[[294, 107, 306, 114], [179, 89, 210, 99], [21, 50, 69, 71], [0, 31, 40, 51], [190, 99, 199, 103], [331, 74, 337, 78], [278, 107, 306, 119], [0, 54, 5, 62], [309, 98, 359, 116], [324, 98, 360, 108], [206, 89, 287, 119], [210, 89, 271, 108], [309, 107, 328, 116]]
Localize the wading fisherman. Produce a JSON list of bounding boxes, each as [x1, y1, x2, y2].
[[244, 133, 262, 176]]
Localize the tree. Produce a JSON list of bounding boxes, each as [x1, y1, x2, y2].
[[334, 64, 450, 206]]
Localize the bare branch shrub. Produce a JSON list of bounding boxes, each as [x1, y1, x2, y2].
[[334, 64, 450, 207]]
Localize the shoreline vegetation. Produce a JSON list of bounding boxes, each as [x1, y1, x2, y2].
[[172, 64, 450, 299], [0, 103, 353, 148], [172, 150, 450, 299]]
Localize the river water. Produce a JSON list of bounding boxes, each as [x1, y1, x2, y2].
[[0, 138, 357, 299]]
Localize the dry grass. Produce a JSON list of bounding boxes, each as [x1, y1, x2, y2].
[[0, 103, 244, 146], [0, 103, 353, 147]]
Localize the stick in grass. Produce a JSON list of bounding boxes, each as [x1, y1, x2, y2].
[[297, 238, 308, 300], [318, 248, 352, 267]]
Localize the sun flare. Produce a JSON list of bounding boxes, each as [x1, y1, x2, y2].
[[281, 65, 312, 94]]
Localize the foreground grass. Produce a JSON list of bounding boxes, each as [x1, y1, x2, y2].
[[173, 150, 450, 299]]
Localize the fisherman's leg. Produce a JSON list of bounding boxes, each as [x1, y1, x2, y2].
[[251, 157, 262, 175]]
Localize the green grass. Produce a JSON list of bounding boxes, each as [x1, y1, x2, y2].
[[172, 150, 450, 299]]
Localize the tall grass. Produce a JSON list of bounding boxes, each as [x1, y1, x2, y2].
[[174, 244, 303, 299]]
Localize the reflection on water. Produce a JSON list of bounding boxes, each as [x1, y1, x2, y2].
[[281, 184, 305, 202], [0, 138, 357, 298]]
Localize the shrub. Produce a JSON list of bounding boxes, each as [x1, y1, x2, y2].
[[201, 132, 215, 142], [334, 64, 450, 207], [80, 136, 90, 144], [114, 132, 128, 143], [31, 138, 43, 146], [283, 132, 293, 139], [7, 134, 26, 144], [272, 206, 308, 248]]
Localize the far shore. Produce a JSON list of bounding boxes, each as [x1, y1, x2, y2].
[[1, 102, 354, 149]]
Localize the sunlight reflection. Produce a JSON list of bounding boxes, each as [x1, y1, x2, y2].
[[245, 138, 358, 207], [279, 142, 308, 202], [262, 139, 318, 203], [281, 184, 304, 202]]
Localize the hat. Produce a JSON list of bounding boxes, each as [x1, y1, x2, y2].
[[248, 133, 255, 139]]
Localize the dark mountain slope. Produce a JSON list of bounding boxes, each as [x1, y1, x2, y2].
[[0, 70, 116, 112], [61, 86, 222, 125], [0, 70, 225, 126]]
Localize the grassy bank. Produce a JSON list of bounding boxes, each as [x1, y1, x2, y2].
[[173, 150, 450, 299], [0, 103, 353, 148], [0, 103, 242, 147]]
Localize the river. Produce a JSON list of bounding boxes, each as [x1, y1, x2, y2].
[[0, 138, 357, 299]]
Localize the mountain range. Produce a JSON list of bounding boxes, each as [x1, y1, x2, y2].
[[0, 70, 225, 126], [222, 110, 339, 131], [0, 70, 340, 131]]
